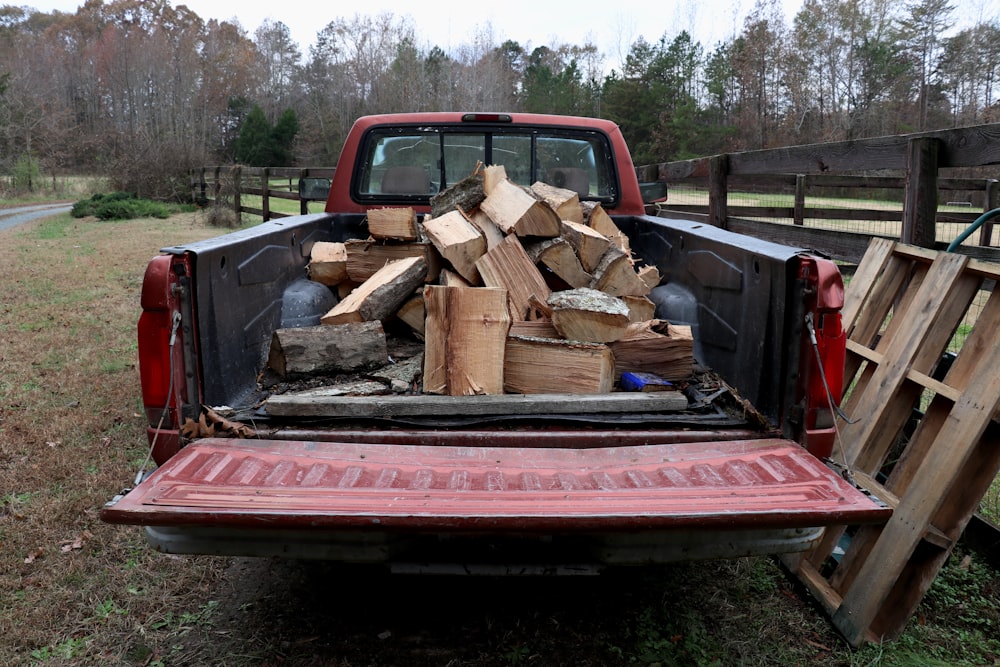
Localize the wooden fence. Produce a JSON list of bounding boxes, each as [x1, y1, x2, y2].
[[637, 122, 1000, 266], [191, 166, 335, 220]]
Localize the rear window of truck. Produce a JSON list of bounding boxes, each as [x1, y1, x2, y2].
[[353, 126, 619, 205]]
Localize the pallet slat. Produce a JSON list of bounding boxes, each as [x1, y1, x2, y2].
[[788, 238, 1000, 646]]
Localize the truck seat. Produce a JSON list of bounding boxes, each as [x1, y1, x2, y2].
[[545, 167, 589, 197], [382, 166, 431, 194]]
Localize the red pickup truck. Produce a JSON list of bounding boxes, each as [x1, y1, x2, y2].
[[101, 112, 888, 572]]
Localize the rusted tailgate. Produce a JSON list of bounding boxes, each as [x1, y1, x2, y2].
[[102, 438, 889, 530]]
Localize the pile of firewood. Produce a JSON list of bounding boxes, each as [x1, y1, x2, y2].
[[266, 165, 693, 397]]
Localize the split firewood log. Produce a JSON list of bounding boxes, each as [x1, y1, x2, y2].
[[367, 206, 419, 241], [345, 239, 441, 283], [547, 288, 631, 343], [609, 320, 695, 381], [476, 234, 551, 321], [504, 336, 614, 394], [321, 256, 428, 325], [480, 177, 561, 238], [590, 246, 649, 297], [530, 181, 584, 223], [423, 285, 510, 396], [422, 209, 486, 284], [307, 241, 348, 286]]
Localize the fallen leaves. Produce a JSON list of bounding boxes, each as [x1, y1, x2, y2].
[[23, 531, 94, 563], [180, 406, 256, 440], [60, 530, 93, 553]]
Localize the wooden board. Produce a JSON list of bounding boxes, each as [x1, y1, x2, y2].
[[265, 390, 688, 418]]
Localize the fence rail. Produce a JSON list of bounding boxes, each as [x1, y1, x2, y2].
[[191, 166, 335, 221], [637, 121, 1000, 266]]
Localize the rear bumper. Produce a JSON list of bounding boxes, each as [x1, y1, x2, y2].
[[144, 524, 827, 567]]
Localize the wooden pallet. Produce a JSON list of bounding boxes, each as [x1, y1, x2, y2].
[[783, 237, 1000, 646]]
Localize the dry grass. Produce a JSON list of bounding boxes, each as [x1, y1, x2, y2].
[[1, 209, 998, 666]]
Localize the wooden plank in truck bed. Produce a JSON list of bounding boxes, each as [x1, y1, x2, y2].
[[264, 390, 689, 418]]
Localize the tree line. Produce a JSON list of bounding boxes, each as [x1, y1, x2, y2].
[[0, 0, 997, 199]]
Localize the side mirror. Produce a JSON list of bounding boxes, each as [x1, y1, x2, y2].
[[298, 177, 331, 202], [640, 181, 668, 204]]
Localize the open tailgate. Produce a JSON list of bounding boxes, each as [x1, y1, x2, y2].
[[102, 437, 889, 531]]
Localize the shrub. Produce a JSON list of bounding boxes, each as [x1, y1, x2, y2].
[[71, 192, 175, 220]]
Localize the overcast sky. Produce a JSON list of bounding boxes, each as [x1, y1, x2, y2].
[[24, 0, 1000, 71]]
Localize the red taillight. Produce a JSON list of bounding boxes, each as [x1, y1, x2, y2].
[[799, 257, 847, 459], [137, 255, 180, 429]]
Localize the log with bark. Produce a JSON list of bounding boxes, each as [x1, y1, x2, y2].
[[267, 321, 388, 377], [547, 288, 631, 343]]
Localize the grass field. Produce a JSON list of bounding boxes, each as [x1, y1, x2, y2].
[[1, 210, 998, 666]]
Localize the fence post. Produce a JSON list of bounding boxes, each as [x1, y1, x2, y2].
[[262, 167, 271, 222], [300, 169, 309, 215], [794, 174, 806, 226], [232, 166, 242, 224], [708, 154, 729, 229], [979, 179, 999, 247], [901, 137, 939, 248]]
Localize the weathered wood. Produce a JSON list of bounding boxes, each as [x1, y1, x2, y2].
[[282, 380, 392, 398], [582, 201, 630, 255], [708, 154, 729, 229], [267, 321, 388, 377], [526, 237, 592, 288], [548, 288, 630, 343], [504, 335, 615, 394], [590, 246, 649, 297], [422, 209, 486, 284], [902, 137, 939, 248], [423, 285, 510, 396], [367, 206, 419, 241], [530, 181, 583, 223], [307, 241, 348, 286], [345, 239, 441, 283], [430, 169, 487, 218], [321, 256, 428, 325], [609, 321, 694, 381], [369, 352, 424, 387], [560, 220, 610, 272], [476, 234, 551, 321], [265, 390, 689, 418], [480, 177, 561, 238]]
